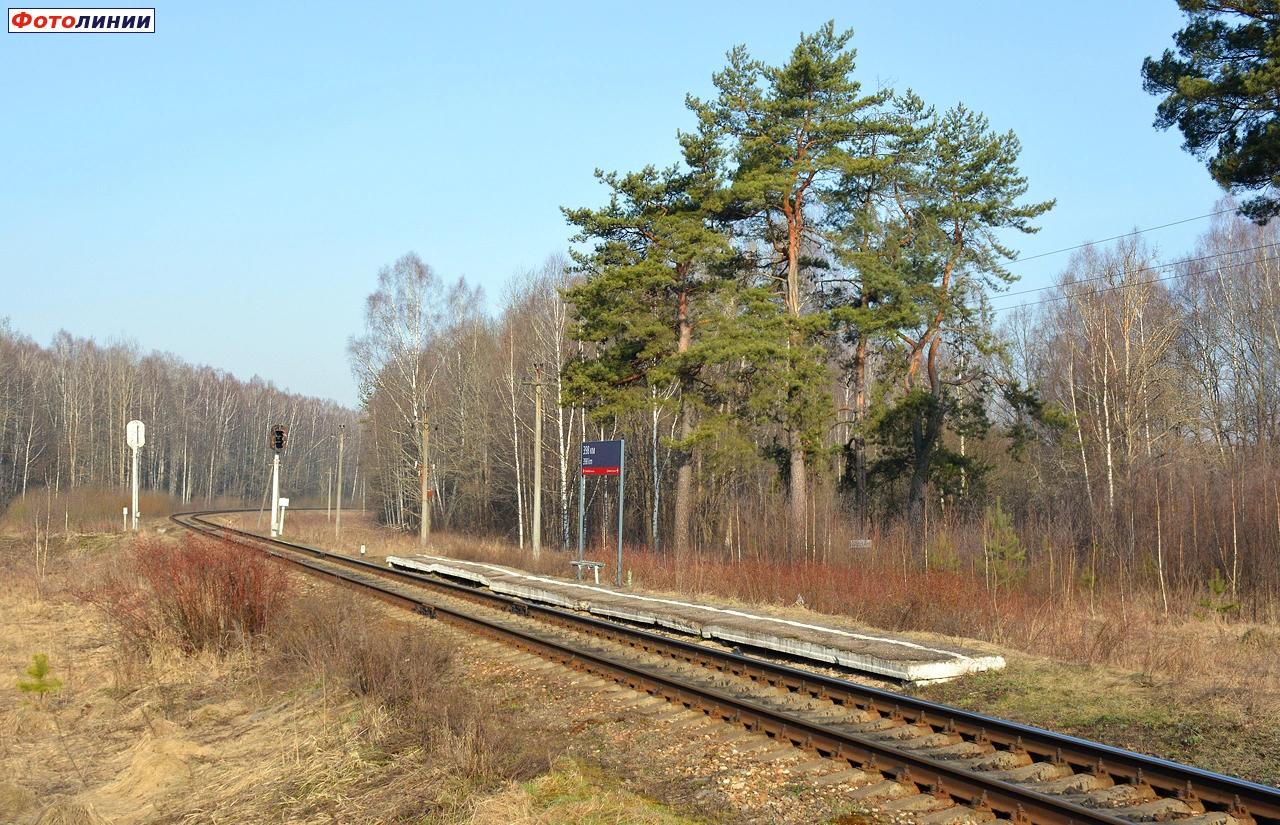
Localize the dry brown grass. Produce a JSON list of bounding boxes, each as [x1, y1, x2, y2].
[[0, 525, 592, 825], [269, 590, 556, 786], [468, 758, 702, 824], [0, 487, 243, 537]]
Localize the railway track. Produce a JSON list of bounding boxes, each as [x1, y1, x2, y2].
[[173, 509, 1280, 825]]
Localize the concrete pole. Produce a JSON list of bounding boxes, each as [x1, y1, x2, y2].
[[335, 424, 345, 540], [130, 446, 140, 531], [326, 468, 332, 521], [270, 452, 281, 537], [532, 365, 543, 559], [419, 416, 430, 548]]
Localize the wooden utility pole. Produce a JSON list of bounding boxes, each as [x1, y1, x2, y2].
[[335, 424, 345, 540], [419, 415, 430, 547], [532, 364, 543, 559]]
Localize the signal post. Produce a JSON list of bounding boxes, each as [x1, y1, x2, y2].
[[269, 424, 287, 537]]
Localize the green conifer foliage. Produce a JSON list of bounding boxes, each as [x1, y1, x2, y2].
[[561, 132, 734, 554], [1144, 1, 1280, 221], [688, 23, 899, 549], [560, 21, 1055, 546], [16, 653, 62, 703]]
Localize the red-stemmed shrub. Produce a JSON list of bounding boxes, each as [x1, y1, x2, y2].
[[79, 536, 290, 653]]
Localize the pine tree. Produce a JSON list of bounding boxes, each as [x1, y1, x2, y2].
[[1143, 1, 1280, 221], [561, 130, 733, 555], [878, 105, 1052, 523], [688, 22, 896, 551], [17, 652, 62, 703], [983, 497, 1025, 590], [827, 90, 936, 517]]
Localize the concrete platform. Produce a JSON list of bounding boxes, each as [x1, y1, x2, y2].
[[386, 554, 1005, 683]]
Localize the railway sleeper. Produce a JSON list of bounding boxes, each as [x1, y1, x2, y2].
[[1030, 772, 1116, 795], [884, 790, 957, 813], [842, 716, 909, 734], [866, 723, 936, 742], [918, 805, 997, 825], [1113, 797, 1203, 822], [896, 732, 967, 750], [849, 777, 913, 802], [812, 767, 872, 787], [954, 749, 1034, 772], [985, 762, 1074, 783], [1173, 813, 1244, 825], [922, 740, 996, 759], [1072, 782, 1161, 809]]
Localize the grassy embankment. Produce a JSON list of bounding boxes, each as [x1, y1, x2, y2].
[[0, 494, 705, 824]]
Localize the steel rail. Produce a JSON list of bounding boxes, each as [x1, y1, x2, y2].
[[173, 509, 1280, 825]]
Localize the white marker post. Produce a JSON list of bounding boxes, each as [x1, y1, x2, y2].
[[126, 420, 145, 531], [278, 497, 290, 535], [270, 453, 281, 537]]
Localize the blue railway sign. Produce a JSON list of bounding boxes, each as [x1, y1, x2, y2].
[[578, 439, 626, 587], [581, 439, 623, 475]]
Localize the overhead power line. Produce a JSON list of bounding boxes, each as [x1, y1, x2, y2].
[[1012, 208, 1236, 264], [999, 239, 1280, 300], [992, 248, 1279, 314]]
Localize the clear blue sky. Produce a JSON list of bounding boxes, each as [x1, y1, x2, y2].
[[0, 1, 1224, 407]]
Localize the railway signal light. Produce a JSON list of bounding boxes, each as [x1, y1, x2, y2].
[[268, 424, 288, 536]]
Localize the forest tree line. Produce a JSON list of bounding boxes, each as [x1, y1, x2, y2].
[[0, 323, 359, 515], [352, 24, 1280, 608]]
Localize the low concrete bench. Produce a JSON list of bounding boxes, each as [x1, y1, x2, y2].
[[569, 560, 606, 584]]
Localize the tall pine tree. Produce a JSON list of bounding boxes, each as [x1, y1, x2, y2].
[[877, 105, 1052, 522], [562, 130, 733, 555], [689, 22, 896, 551], [827, 90, 935, 519]]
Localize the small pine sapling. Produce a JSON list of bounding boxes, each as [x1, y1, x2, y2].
[[982, 498, 1025, 591], [16, 653, 86, 786], [16, 652, 62, 704], [1199, 569, 1241, 617]]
